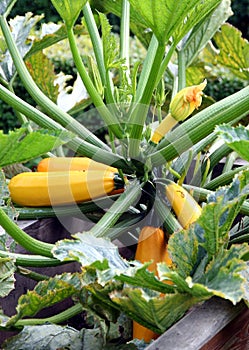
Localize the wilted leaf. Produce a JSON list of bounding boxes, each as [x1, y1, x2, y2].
[[0, 258, 16, 297], [26, 51, 59, 103], [214, 23, 249, 80], [8, 273, 81, 326], [0, 13, 43, 81], [196, 244, 249, 304], [50, 0, 87, 28], [167, 225, 199, 279], [111, 288, 200, 333], [0, 127, 74, 167], [215, 124, 249, 162], [53, 232, 128, 272]]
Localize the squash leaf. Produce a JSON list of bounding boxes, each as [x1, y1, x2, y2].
[[52, 232, 128, 272], [26, 51, 59, 103], [214, 23, 249, 80], [0, 13, 43, 81], [27, 23, 88, 58], [215, 124, 249, 162], [99, 13, 124, 70], [0, 258, 16, 298], [198, 170, 249, 257], [128, 0, 220, 45], [111, 288, 200, 334], [3, 324, 85, 350], [50, 0, 87, 28], [0, 127, 74, 167], [7, 272, 81, 326], [183, 0, 233, 66]]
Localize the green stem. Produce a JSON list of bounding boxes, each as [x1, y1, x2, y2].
[[82, 2, 106, 85], [17, 266, 50, 281], [90, 180, 142, 238], [82, 3, 117, 109], [0, 84, 128, 170], [0, 15, 109, 150], [154, 195, 182, 234], [222, 151, 238, 174], [67, 26, 123, 139], [150, 87, 249, 167], [204, 164, 249, 191], [134, 34, 158, 102], [5, 195, 120, 220], [0, 249, 64, 267], [129, 44, 166, 157], [0, 208, 54, 258], [9, 81, 33, 133], [177, 49, 186, 91], [15, 303, 83, 327], [155, 42, 177, 87], [184, 184, 249, 217], [120, 0, 131, 84]]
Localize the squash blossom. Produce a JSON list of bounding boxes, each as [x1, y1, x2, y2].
[[150, 80, 207, 145]]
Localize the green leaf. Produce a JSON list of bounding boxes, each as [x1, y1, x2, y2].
[[0, 127, 74, 167], [129, 0, 220, 45], [111, 288, 200, 333], [99, 12, 124, 70], [0, 258, 16, 298], [8, 272, 81, 326], [183, 0, 233, 66], [0, 13, 43, 81], [214, 23, 249, 80], [26, 51, 59, 103], [215, 124, 249, 162], [52, 232, 129, 272], [173, 0, 222, 44], [50, 0, 87, 28]]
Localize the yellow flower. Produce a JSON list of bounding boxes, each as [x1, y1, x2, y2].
[[150, 80, 207, 145], [170, 80, 207, 121]]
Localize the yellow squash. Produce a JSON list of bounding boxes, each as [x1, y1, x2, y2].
[[37, 157, 118, 173], [165, 182, 202, 229], [133, 226, 172, 342], [8, 170, 122, 207]]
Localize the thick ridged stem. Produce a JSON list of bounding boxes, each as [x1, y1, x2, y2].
[[0, 208, 54, 258], [15, 303, 83, 327]]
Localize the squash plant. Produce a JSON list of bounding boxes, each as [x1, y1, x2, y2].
[[0, 0, 249, 348]]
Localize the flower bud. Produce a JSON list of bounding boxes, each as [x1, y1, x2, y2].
[[170, 80, 207, 121]]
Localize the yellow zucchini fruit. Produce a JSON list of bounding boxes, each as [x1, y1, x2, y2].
[[133, 226, 172, 342], [37, 157, 118, 173], [165, 182, 202, 229], [8, 170, 123, 207]]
